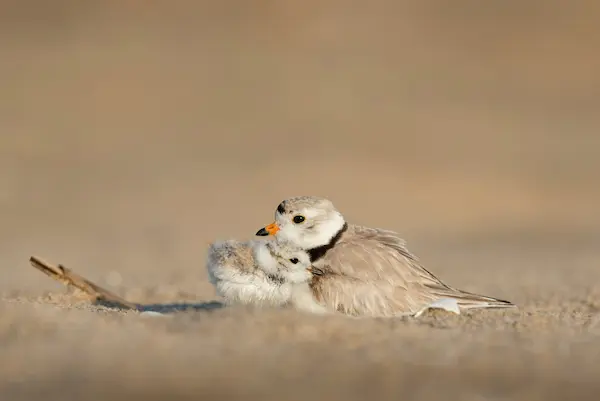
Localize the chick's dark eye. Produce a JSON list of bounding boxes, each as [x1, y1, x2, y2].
[[290, 258, 299, 264], [292, 215, 305, 224]]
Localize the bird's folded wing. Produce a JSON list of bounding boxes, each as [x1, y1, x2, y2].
[[323, 226, 451, 289], [322, 226, 515, 310], [311, 274, 423, 316]]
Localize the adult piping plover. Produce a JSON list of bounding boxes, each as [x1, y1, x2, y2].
[[255, 196, 516, 317], [206, 238, 328, 314]]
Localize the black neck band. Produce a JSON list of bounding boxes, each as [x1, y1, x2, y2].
[[307, 223, 348, 263]]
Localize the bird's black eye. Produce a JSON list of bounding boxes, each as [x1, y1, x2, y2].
[[292, 215, 305, 224], [290, 258, 299, 264]]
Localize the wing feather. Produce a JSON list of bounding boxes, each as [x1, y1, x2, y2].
[[314, 225, 514, 315]]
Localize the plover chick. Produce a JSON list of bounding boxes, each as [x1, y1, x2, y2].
[[256, 196, 516, 317], [206, 238, 328, 314]]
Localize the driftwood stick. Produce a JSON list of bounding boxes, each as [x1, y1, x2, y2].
[[29, 256, 138, 310]]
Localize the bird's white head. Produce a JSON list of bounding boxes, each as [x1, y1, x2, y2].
[[255, 196, 346, 250]]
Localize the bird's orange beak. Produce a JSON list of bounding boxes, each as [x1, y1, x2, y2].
[[256, 222, 280, 236]]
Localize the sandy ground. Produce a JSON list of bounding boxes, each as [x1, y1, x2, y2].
[[1, 1, 600, 400]]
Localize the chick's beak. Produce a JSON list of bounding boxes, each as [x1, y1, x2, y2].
[[256, 222, 280, 236]]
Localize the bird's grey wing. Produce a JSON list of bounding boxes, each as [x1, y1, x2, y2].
[[322, 226, 515, 310], [309, 227, 438, 314], [311, 274, 418, 316], [322, 226, 449, 287]]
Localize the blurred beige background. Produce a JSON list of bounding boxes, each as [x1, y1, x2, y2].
[[1, 1, 599, 296], [2, 2, 600, 400]]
